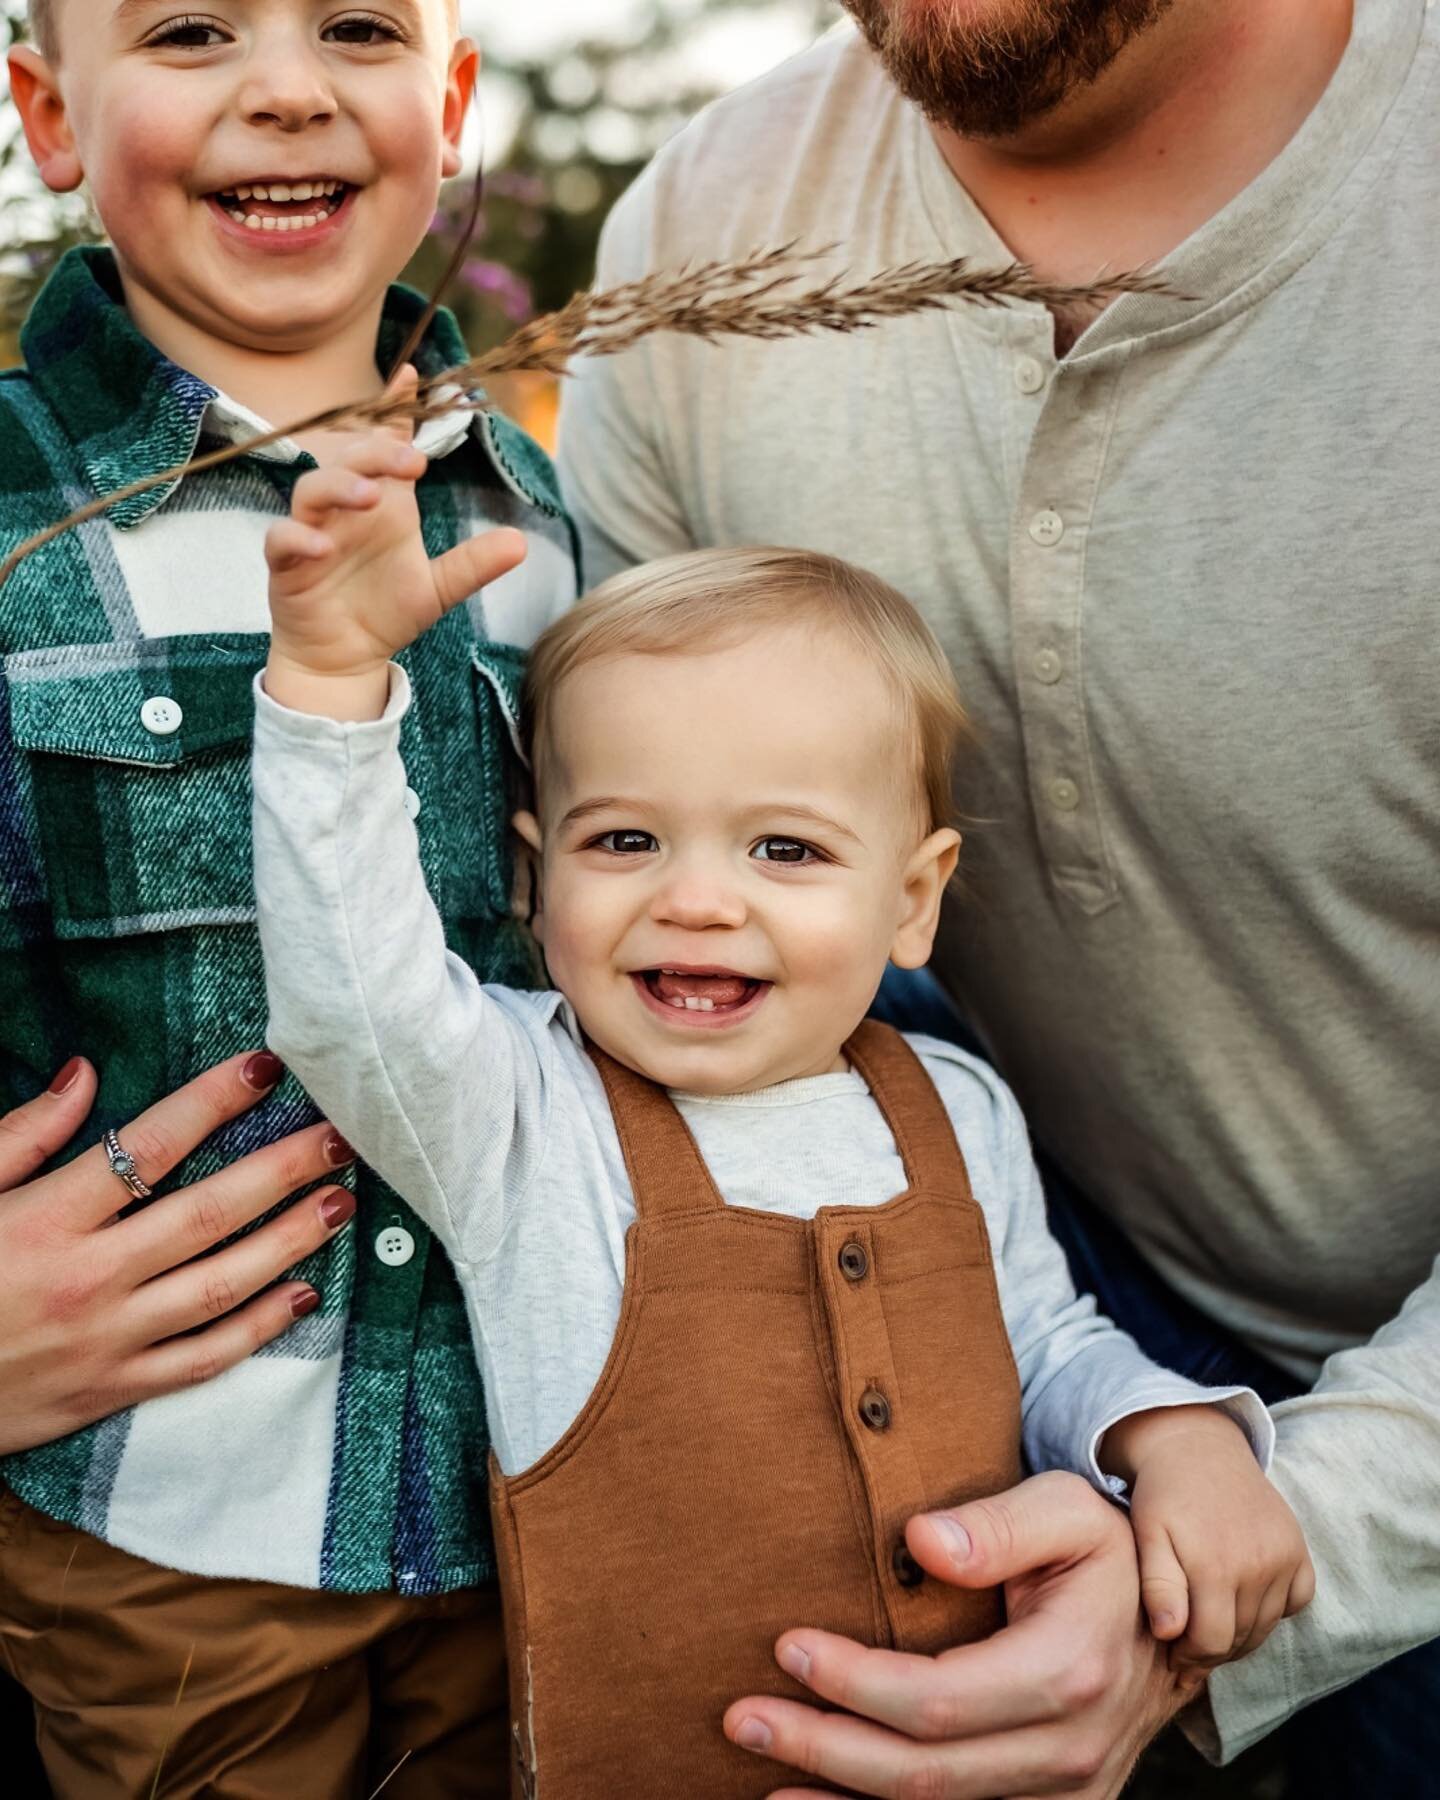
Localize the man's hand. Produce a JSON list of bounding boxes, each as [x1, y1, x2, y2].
[[724, 1471, 1194, 1800], [0, 1052, 358, 1457], [263, 367, 528, 721]]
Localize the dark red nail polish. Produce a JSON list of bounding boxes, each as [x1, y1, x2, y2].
[[242, 1051, 286, 1091], [48, 1057, 83, 1096], [320, 1190, 356, 1229], [324, 1131, 356, 1167], [290, 1288, 321, 1319]]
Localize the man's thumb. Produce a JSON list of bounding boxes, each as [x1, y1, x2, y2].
[[906, 1470, 1120, 1589]]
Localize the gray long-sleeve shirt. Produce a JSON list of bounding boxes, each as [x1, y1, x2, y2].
[[554, 0, 1439, 1757], [252, 672, 1267, 1490]]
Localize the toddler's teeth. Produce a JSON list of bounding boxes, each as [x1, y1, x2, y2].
[[245, 215, 262, 230], [668, 996, 687, 1010], [270, 182, 293, 202], [697, 997, 715, 1012], [262, 216, 277, 231], [291, 182, 313, 201]]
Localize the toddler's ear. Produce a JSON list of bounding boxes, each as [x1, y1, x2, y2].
[[441, 39, 481, 180], [7, 47, 84, 194], [511, 810, 545, 940], [890, 828, 961, 970]]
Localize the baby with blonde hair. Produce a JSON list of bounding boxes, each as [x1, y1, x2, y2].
[[252, 429, 1312, 1797]]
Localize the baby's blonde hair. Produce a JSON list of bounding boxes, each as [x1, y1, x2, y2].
[[523, 546, 971, 836]]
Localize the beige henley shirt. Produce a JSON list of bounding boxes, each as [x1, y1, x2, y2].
[[556, 0, 1440, 1758]]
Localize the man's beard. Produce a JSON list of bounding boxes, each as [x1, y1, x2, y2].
[[842, 0, 1174, 138]]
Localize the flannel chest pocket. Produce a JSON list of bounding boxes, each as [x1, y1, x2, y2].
[[6, 635, 264, 940]]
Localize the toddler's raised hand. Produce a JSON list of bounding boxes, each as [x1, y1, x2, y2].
[[1103, 1404, 1316, 1677], [263, 368, 527, 720]]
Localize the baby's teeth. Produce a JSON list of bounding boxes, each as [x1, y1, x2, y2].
[[236, 185, 252, 200], [291, 182, 313, 201], [667, 996, 686, 1010], [245, 214, 262, 230], [262, 216, 277, 231], [269, 182, 293, 202]]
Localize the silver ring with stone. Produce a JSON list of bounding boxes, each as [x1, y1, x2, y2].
[[102, 1128, 153, 1201]]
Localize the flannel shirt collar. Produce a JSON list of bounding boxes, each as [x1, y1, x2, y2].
[[20, 244, 481, 530]]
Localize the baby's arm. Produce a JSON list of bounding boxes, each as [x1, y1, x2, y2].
[[959, 1055, 1313, 1672], [254, 401, 544, 1260], [263, 373, 526, 724]]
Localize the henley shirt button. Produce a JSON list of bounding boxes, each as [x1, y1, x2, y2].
[[140, 696, 183, 737], [1033, 647, 1063, 684], [859, 1388, 892, 1432], [404, 786, 422, 821], [838, 1241, 869, 1282], [374, 1225, 416, 1268], [1029, 509, 1065, 547], [1050, 777, 1081, 812], [1014, 355, 1046, 395], [892, 1543, 926, 1588]]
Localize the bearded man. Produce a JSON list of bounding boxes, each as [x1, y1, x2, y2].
[[557, 1, 1439, 1795]]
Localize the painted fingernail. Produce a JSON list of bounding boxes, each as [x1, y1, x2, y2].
[[733, 1718, 772, 1753], [777, 1642, 812, 1684], [290, 1287, 321, 1319], [325, 1131, 356, 1166], [242, 1051, 286, 1091], [320, 1190, 356, 1229], [48, 1057, 83, 1095], [930, 1515, 972, 1564]]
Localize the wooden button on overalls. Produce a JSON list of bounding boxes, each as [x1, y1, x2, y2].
[[490, 1022, 1024, 1797]]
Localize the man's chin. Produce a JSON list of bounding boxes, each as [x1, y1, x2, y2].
[[841, 0, 1174, 139]]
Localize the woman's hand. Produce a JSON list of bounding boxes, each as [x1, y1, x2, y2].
[[0, 1051, 357, 1457]]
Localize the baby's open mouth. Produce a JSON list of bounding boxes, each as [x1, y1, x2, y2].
[[210, 179, 351, 233], [638, 969, 769, 1014]]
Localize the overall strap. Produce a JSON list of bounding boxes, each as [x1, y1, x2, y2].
[[843, 1020, 976, 1202], [591, 1047, 727, 1221]]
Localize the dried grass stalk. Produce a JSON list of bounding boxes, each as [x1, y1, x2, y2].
[[0, 247, 1171, 588]]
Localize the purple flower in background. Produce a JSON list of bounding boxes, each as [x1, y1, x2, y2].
[[463, 259, 534, 322]]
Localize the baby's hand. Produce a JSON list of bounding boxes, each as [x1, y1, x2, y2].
[[1102, 1405, 1315, 1674], [263, 368, 527, 720]]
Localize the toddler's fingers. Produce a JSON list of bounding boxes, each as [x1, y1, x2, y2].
[[430, 527, 529, 617], [1136, 1524, 1189, 1641], [265, 519, 333, 573]]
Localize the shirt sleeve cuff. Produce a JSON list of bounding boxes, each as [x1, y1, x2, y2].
[[1086, 1387, 1276, 1502], [252, 663, 412, 736]]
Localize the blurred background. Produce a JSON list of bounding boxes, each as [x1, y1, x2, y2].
[[0, 5, 1287, 1793], [0, 0, 842, 446]]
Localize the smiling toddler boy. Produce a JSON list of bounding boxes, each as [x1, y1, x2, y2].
[[252, 432, 1315, 1795], [0, 2, 574, 1793]]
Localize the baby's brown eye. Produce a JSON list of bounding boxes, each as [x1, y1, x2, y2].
[[753, 838, 813, 864], [595, 831, 656, 855]]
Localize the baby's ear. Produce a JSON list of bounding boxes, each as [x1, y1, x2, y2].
[[511, 810, 544, 939], [890, 828, 961, 970]]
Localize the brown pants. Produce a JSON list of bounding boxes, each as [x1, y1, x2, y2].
[[0, 1489, 509, 1799]]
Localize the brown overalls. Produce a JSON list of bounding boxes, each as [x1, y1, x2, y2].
[[491, 1022, 1024, 1798]]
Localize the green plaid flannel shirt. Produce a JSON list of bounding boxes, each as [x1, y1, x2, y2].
[[0, 247, 578, 1593]]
